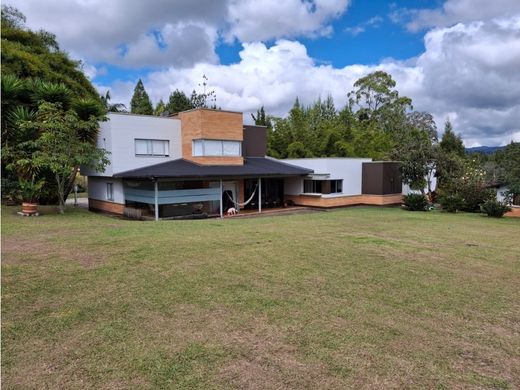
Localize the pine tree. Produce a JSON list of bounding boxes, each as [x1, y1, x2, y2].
[[154, 99, 166, 116], [251, 106, 272, 128], [440, 120, 465, 157], [130, 79, 153, 115], [166, 89, 192, 114]]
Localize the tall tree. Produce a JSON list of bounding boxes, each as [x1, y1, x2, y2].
[[100, 90, 126, 112], [347, 71, 412, 133], [166, 89, 192, 115], [154, 99, 166, 116], [1, 5, 99, 99], [31, 102, 109, 213], [130, 79, 153, 115], [251, 106, 272, 128], [435, 120, 466, 193], [439, 120, 465, 157]]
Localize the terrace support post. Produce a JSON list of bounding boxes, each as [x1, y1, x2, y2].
[[154, 179, 159, 221], [219, 179, 223, 218], [258, 177, 262, 213]]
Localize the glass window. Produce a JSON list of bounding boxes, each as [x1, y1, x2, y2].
[[135, 139, 169, 156], [152, 140, 166, 156], [223, 141, 241, 156], [192, 140, 203, 156], [106, 183, 114, 201], [303, 180, 342, 194], [331, 180, 343, 193], [304, 180, 322, 193], [204, 140, 222, 156], [135, 139, 149, 155], [191, 139, 242, 157]]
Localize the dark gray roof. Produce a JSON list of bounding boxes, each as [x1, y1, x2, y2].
[[114, 157, 313, 179]]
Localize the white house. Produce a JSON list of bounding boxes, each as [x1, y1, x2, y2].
[[83, 109, 405, 219]]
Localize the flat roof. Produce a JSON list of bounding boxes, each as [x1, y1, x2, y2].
[[170, 107, 244, 116], [108, 112, 179, 120], [114, 157, 313, 179]]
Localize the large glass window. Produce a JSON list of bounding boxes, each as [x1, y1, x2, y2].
[[135, 139, 169, 157], [303, 179, 343, 194], [192, 139, 241, 157]]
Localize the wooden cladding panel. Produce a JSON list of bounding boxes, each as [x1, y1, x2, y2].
[[179, 109, 244, 165], [189, 156, 244, 165], [89, 198, 125, 215], [285, 194, 403, 208]]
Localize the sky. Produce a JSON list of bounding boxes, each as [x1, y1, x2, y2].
[[11, 0, 520, 146]]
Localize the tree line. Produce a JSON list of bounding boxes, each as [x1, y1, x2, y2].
[[122, 74, 218, 116], [253, 71, 519, 211]]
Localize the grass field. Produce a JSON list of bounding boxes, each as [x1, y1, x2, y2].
[[2, 205, 519, 389]]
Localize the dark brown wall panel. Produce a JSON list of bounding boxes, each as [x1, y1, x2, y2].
[[362, 162, 402, 195], [243, 125, 267, 157]]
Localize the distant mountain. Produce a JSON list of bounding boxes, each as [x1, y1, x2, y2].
[[465, 146, 505, 155]]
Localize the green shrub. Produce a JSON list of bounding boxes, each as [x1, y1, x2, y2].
[[403, 193, 429, 211], [480, 199, 511, 218], [459, 186, 494, 212], [439, 194, 464, 213]]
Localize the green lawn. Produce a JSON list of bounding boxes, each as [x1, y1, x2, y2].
[[2, 206, 519, 389]]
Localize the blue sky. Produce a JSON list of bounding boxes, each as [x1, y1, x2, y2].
[[14, 0, 520, 146], [96, 0, 434, 85]]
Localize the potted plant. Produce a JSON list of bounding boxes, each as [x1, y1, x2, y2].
[[17, 176, 45, 215]]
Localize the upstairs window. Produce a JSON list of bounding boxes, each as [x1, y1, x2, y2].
[[192, 139, 241, 157], [135, 139, 169, 157]]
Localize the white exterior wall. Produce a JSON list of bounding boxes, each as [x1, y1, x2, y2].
[[88, 177, 124, 204], [496, 185, 508, 203], [82, 113, 182, 177], [283, 158, 372, 197], [402, 174, 437, 195]]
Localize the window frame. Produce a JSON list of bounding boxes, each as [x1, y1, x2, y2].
[[106, 183, 114, 201], [303, 179, 343, 194], [134, 138, 170, 157], [192, 139, 242, 157]]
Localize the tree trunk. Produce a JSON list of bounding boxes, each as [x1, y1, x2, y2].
[[63, 167, 79, 203], [56, 174, 65, 214]]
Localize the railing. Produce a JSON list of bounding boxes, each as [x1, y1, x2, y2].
[[124, 187, 221, 205]]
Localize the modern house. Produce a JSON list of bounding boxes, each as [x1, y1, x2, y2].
[[83, 109, 404, 220]]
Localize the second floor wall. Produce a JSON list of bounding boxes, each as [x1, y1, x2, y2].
[[83, 109, 269, 177], [178, 109, 244, 165], [84, 113, 182, 177]]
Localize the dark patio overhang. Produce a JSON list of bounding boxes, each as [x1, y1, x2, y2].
[[113, 157, 314, 179]]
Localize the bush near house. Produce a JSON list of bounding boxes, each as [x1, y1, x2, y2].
[[481, 199, 512, 218], [438, 194, 465, 213], [403, 193, 429, 211]]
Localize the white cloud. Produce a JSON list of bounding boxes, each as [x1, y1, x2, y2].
[[13, 0, 227, 68], [344, 16, 383, 36], [9, 0, 520, 146], [392, 0, 520, 32], [13, 0, 350, 68], [225, 0, 350, 42], [136, 16, 520, 146]]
